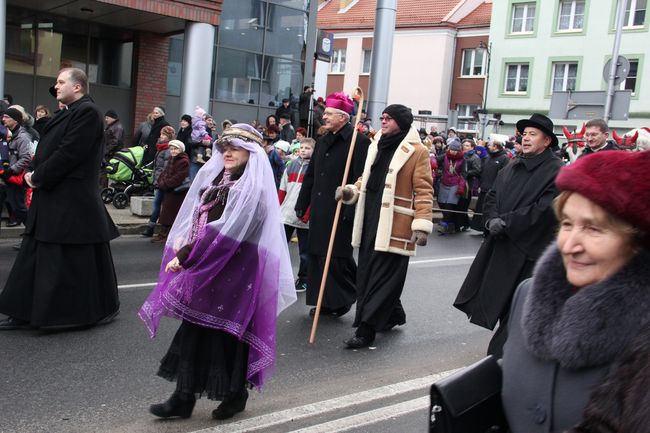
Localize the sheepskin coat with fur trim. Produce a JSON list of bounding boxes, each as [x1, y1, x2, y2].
[[343, 127, 433, 256], [502, 245, 650, 433]]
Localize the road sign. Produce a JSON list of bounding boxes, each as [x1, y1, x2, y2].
[[603, 55, 630, 85], [549, 90, 631, 120]]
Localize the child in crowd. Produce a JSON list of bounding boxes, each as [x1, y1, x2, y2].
[[278, 138, 315, 293]]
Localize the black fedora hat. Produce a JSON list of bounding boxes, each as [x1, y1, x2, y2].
[[516, 113, 559, 149]]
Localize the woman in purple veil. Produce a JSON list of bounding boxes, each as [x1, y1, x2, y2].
[[139, 123, 296, 420]]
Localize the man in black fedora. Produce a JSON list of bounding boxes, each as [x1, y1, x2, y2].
[[453, 113, 563, 357]]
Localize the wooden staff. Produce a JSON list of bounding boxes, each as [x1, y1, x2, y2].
[[309, 87, 364, 344]]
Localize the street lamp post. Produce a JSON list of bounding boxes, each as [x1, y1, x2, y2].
[[477, 41, 491, 139], [477, 41, 491, 110]]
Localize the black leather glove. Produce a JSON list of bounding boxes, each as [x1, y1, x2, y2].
[[295, 208, 305, 219], [487, 218, 506, 236]]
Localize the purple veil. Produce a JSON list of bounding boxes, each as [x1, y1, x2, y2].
[[139, 123, 296, 389]]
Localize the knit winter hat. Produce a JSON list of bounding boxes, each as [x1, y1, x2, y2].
[[274, 140, 291, 153], [555, 150, 650, 234], [168, 139, 185, 153], [4, 108, 22, 124], [382, 104, 413, 131], [160, 125, 176, 140], [181, 114, 192, 124], [447, 137, 462, 151], [105, 109, 118, 119]]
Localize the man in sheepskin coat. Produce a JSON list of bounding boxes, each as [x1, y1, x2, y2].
[[337, 104, 433, 348], [454, 113, 563, 357]]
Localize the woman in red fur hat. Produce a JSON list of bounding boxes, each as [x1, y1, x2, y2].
[[501, 150, 650, 433]]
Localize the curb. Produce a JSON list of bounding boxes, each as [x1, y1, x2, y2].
[[0, 223, 150, 239]]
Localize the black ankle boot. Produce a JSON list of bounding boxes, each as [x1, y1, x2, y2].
[[141, 225, 154, 237], [149, 392, 196, 419], [212, 389, 248, 420]]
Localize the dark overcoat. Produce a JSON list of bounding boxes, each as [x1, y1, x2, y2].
[[26, 95, 119, 244], [454, 148, 563, 329], [158, 152, 190, 227], [295, 123, 369, 257], [143, 116, 170, 164]]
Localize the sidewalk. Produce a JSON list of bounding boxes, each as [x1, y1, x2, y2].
[[0, 205, 150, 239]]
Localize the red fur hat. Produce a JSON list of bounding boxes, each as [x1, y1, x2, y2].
[[555, 150, 650, 233]]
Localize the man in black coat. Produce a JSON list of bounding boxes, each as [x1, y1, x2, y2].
[[0, 67, 120, 330], [454, 113, 563, 357], [299, 86, 315, 131], [295, 92, 369, 317]]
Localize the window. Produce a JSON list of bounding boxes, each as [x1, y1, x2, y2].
[[214, 48, 263, 104], [558, 0, 585, 31], [457, 104, 480, 129], [552, 62, 578, 92], [167, 35, 184, 96], [505, 63, 529, 93], [624, 0, 646, 27], [461, 49, 485, 76], [260, 56, 303, 107], [263, 4, 308, 61], [618, 59, 639, 94], [511, 3, 536, 33], [219, 0, 265, 52], [330, 48, 346, 73], [361, 49, 372, 74]]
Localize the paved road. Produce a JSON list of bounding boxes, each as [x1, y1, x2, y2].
[[0, 231, 490, 433]]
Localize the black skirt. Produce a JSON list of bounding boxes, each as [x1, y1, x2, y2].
[[0, 235, 119, 327], [305, 255, 357, 310], [157, 320, 249, 400]]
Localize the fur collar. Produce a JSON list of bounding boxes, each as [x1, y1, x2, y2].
[[522, 244, 650, 369]]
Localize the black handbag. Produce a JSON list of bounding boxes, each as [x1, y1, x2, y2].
[[429, 355, 509, 433]]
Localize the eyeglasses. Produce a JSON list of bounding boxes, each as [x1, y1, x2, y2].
[[323, 110, 343, 117], [380, 115, 393, 122]]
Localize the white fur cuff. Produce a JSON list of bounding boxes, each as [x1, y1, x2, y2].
[[411, 218, 433, 234]]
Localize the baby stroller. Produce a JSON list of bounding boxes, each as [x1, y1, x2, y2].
[[102, 146, 154, 209]]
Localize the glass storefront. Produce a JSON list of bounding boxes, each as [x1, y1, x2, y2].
[[6, 7, 134, 87], [167, 0, 309, 122]]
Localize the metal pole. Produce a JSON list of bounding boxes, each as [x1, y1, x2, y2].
[[604, 0, 627, 123], [482, 43, 491, 111], [367, 0, 397, 129]]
